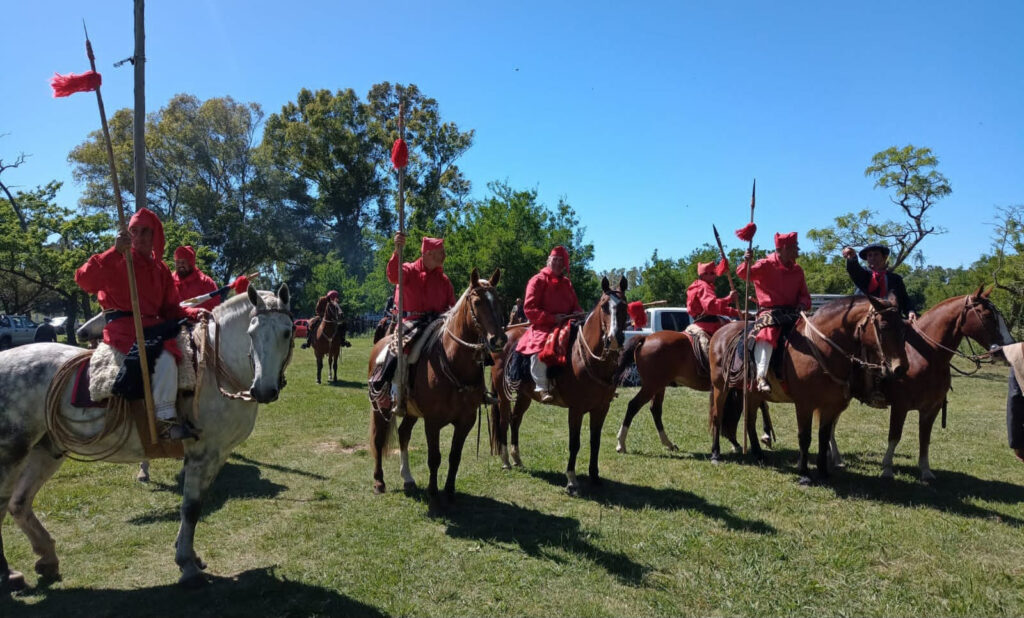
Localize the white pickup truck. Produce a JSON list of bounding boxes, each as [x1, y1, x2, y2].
[[0, 315, 38, 350], [623, 307, 691, 344]]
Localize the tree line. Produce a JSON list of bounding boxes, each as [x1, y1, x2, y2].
[[1, 86, 1021, 343]]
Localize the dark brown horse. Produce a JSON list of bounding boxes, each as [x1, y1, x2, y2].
[[613, 330, 776, 454], [313, 300, 348, 384], [709, 295, 908, 483], [489, 276, 629, 495], [368, 268, 506, 515], [866, 288, 1013, 481]]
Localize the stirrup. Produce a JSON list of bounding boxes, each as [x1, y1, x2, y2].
[[483, 392, 500, 405], [756, 378, 772, 393], [300, 342, 311, 349], [535, 388, 555, 403], [157, 419, 199, 441]]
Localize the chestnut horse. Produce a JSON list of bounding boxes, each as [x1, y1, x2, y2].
[[313, 300, 349, 384], [613, 330, 776, 454], [868, 288, 1012, 480], [489, 276, 629, 496], [368, 268, 506, 515], [709, 295, 908, 483]]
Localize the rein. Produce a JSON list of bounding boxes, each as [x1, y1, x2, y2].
[[573, 297, 621, 388], [434, 285, 498, 392], [909, 296, 993, 375], [198, 305, 295, 403], [799, 308, 892, 385]]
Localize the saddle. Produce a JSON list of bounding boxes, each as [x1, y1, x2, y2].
[[369, 316, 445, 396], [725, 325, 793, 393], [683, 323, 712, 378]]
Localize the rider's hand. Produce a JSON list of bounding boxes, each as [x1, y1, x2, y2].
[[394, 232, 406, 251], [908, 311, 918, 322], [842, 246, 857, 260], [743, 248, 753, 262], [114, 229, 131, 254], [726, 290, 739, 304]]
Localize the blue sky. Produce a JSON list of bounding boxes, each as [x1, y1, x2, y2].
[[3, 1, 1022, 272]]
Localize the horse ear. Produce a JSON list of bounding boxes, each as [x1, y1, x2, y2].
[[278, 283, 290, 308], [618, 275, 628, 294], [601, 276, 611, 295], [866, 294, 886, 313], [972, 284, 984, 299], [983, 284, 994, 298], [490, 268, 501, 287], [247, 284, 264, 310], [470, 267, 480, 287]]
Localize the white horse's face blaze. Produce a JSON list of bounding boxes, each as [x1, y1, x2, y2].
[[246, 284, 293, 403]]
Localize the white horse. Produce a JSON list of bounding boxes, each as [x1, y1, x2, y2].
[[0, 284, 294, 589]]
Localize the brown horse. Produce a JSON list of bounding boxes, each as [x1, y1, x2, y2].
[[368, 268, 506, 515], [709, 295, 908, 483], [613, 330, 776, 454], [489, 276, 630, 495], [868, 288, 1013, 481], [313, 300, 348, 384]]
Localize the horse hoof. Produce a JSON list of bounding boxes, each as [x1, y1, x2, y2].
[[178, 571, 208, 589], [512, 459, 524, 468], [615, 444, 625, 454], [880, 469, 894, 480], [403, 481, 417, 493], [34, 560, 60, 580], [920, 473, 936, 484], [373, 482, 386, 494], [760, 435, 773, 448], [501, 462, 511, 471], [710, 454, 721, 465], [136, 473, 150, 483], [798, 475, 813, 486], [667, 443, 679, 452], [316, 379, 321, 385], [194, 555, 207, 571], [2, 570, 26, 592], [566, 484, 579, 497]]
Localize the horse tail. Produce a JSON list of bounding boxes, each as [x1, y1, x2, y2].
[[722, 389, 744, 440], [613, 335, 645, 385], [371, 406, 398, 457]]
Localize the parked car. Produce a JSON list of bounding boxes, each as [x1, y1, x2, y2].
[[49, 316, 70, 335], [293, 319, 309, 338], [0, 315, 38, 350], [623, 307, 690, 344]]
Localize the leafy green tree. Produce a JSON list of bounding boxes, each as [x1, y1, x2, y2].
[[808, 145, 951, 268]]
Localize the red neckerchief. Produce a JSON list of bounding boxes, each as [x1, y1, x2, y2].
[[868, 269, 887, 297]]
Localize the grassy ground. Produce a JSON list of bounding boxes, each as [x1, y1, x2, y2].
[[4, 335, 1024, 617]]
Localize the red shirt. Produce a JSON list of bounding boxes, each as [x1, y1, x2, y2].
[[386, 254, 456, 315], [516, 267, 583, 354], [76, 247, 200, 359], [686, 279, 740, 335], [735, 252, 811, 311], [172, 268, 221, 311]]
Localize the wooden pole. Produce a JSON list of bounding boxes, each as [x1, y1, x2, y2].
[[741, 179, 756, 454], [394, 103, 408, 416], [133, 0, 146, 214], [84, 24, 158, 443], [712, 224, 740, 310]]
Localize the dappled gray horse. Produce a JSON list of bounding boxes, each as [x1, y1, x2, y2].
[[0, 285, 294, 588]]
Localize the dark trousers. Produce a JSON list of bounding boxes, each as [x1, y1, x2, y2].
[[1008, 370, 1024, 449]]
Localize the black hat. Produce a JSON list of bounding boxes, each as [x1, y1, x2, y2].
[[859, 243, 890, 260]]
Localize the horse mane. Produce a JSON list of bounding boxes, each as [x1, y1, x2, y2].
[[810, 295, 873, 323], [443, 279, 492, 323]]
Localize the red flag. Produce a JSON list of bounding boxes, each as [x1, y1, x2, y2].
[[50, 71, 102, 97], [735, 223, 757, 242], [715, 258, 729, 276], [230, 275, 250, 293], [627, 301, 648, 328], [391, 138, 408, 169]]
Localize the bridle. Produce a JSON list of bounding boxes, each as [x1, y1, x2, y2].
[[800, 303, 902, 385], [435, 283, 504, 392], [197, 304, 294, 403], [574, 291, 624, 387], [910, 294, 1002, 374]]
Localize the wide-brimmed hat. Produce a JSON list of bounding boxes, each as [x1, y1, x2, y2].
[[858, 243, 890, 260]]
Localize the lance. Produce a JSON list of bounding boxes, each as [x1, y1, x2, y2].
[[83, 23, 159, 443], [712, 224, 740, 310], [740, 179, 756, 454], [180, 273, 258, 307], [393, 103, 409, 416]]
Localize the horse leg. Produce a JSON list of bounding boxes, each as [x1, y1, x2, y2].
[[589, 407, 609, 486], [174, 451, 228, 587], [566, 408, 584, 496], [918, 407, 941, 482], [828, 416, 844, 469], [8, 445, 65, 581], [315, 353, 323, 385], [331, 350, 339, 382], [651, 391, 678, 452], [616, 386, 655, 454], [710, 386, 727, 463], [443, 417, 474, 504], [880, 406, 909, 479], [816, 412, 836, 482], [491, 396, 512, 470], [795, 405, 813, 484], [398, 415, 418, 492], [370, 409, 390, 494], [510, 396, 530, 468], [744, 396, 765, 462], [137, 460, 150, 483], [760, 402, 776, 447], [424, 420, 444, 517]]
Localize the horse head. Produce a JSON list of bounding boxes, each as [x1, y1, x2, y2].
[[468, 267, 507, 353], [962, 285, 1015, 348], [597, 275, 630, 351], [866, 294, 909, 378], [246, 283, 294, 403]]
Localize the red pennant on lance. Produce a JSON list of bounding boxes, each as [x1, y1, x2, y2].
[[230, 275, 250, 294], [391, 138, 408, 169], [627, 301, 648, 328], [715, 258, 729, 276], [50, 71, 102, 97], [735, 222, 756, 242]]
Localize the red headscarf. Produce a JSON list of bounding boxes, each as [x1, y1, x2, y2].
[[774, 231, 798, 249], [128, 207, 165, 261], [697, 261, 715, 277], [327, 290, 339, 301], [173, 245, 196, 267], [421, 237, 444, 254], [549, 245, 570, 267], [627, 301, 648, 328]]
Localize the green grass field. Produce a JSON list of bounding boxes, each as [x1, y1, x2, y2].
[[5, 335, 1024, 617]]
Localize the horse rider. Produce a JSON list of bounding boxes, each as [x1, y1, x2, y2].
[[737, 232, 811, 394], [172, 245, 221, 312], [516, 245, 582, 402], [301, 290, 340, 350], [686, 261, 740, 336], [841, 243, 918, 320], [369, 233, 456, 414], [508, 297, 526, 326], [34, 317, 59, 343], [75, 208, 207, 440]]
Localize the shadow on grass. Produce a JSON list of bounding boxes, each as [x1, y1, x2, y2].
[[128, 462, 288, 524], [325, 378, 368, 389], [228, 453, 328, 480], [5, 566, 386, 618], [421, 492, 650, 586], [525, 470, 775, 535]]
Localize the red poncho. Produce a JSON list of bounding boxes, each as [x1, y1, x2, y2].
[[172, 268, 220, 311], [386, 255, 456, 315], [735, 252, 811, 344], [686, 279, 740, 335], [516, 267, 583, 355]]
